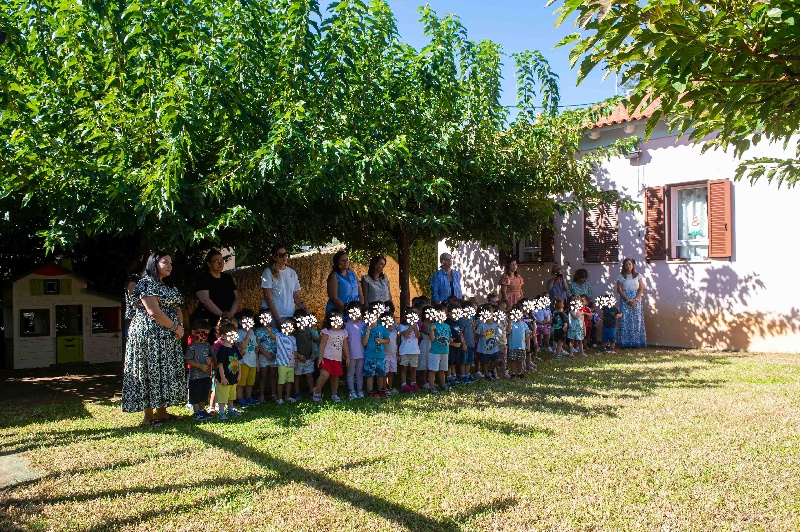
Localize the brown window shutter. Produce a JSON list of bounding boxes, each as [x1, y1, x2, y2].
[[708, 178, 732, 258], [601, 203, 619, 262], [645, 186, 667, 260], [540, 225, 555, 263], [583, 206, 602, 262]]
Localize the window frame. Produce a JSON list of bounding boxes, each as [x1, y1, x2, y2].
[[669, 183, 710, 261], [91, 306, 122, 334], [19, 308, 52, 338]]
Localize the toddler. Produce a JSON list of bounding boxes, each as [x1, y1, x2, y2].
[[398, 307, 421, 392], [475, 304, 499, 380], [427, 304, 453, 393], [458, 300, 477, 383], [507, 306, 529, 378], [254, 311, 277, 402], [293, 309, 317, 400], [215, 323, 242, 420], [185, 318, 213, 420], [313, 309, 350, 402], [362, 304, 391, 398], [345, 301, 366, 399], [272, 317, 299, 404], [550, 298, 569, 360], [234, 309, 259, 408]]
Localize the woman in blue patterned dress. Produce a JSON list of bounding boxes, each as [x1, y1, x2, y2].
[[122, 251, 186, 426], [615, 258, 646, 348]]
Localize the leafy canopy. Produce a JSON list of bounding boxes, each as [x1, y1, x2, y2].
[[552, 0, 800, 187]]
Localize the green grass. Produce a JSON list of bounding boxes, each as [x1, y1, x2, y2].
[[1, 348, 799, 531]]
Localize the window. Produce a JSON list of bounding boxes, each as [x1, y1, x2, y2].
[[645, 179, 732, 260], [44, 280, 61, 295], [583, 203, 619, 263], [20, 309, 51, 337], [509, 226, 555, 264], [92, 307, 121, 334]]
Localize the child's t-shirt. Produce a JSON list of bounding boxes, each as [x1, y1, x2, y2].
[[534, 308, 551, 326], [185, 342, 212, 380], [496, 323, 508, 347], [215, 344, 240, 385], [445, 318, 462, 359], [580, 306, 592, 328], [254, 327, 277, 356], [346, 321, 365, 360], [551, 311, 568, 332], [602, 307, 621, 329], [237, 329, 258, 367], [385, 327, 398, 358], [362, 323, 390, 359], [275, 332, 297, 367], [508, 321, 528, 351], [429, 322, 452, 355], [321, 328, 348, 361], [294, 328, 314, 359], [398, 324, 420, 355], [476, 322, 499, 354], [311, 329, 320, 358], [458, 317, 475, 348]]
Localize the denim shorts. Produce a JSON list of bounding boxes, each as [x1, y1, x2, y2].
[[602, 327, 617, 343], [461, 346, 475, 365], [363, 357, 386, 378]]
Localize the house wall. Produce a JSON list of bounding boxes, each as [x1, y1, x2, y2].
[[11, 274, 123, 368], [441, 124, 800, 353]]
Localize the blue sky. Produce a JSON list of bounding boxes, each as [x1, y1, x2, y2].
[[385, 0, 617, 111]]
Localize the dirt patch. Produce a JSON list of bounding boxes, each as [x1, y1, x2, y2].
[[0, 363, 123, 407]]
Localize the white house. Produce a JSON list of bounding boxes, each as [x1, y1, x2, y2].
[[2, 264, 123, 368], [440, 104, 800, 353]]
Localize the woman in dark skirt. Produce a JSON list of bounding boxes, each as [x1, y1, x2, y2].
[[122, 251, 186, 426]]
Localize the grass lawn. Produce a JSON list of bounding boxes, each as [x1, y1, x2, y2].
[[1, 348, 798, 531]]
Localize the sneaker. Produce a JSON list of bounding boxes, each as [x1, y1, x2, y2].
[[387, 388, 399, 396], [349, 390, 359, 400], [293, 392, 303, 401], [228, 409, 242, 418], [485, 373, 494, 381], [276, 398, 285, 404], [287, 397, 297, 403], [440, 385, 451, 392], [503, 370, 511, 379], [608, 350, 617, 355], [313, 392, 322, 403], [410, 383, 420, 392], [237, 400, 248, 409], [428, 387, 439, 394], [193, 411, 207, 421], [555, 355, 565, 360], [474, 371, 484, 378], [217, 410, 228, 420], [378, 391, 388, 398], [186, 402, 194, 411], [369, 392, 379, 399], [247, 396, 259, 406], [572, 346, 580, 353], [422, 382, 430, 390], [357, 391, 366, 399], [331, 394, 342, 403], [461, 376, 471, 384], [401, 384, 412, 393]]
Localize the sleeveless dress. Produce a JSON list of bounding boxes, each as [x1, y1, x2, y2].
[[326, 270, 360, 313], [500, 274, 524, 306], [617, 274, 647, 347], [121, 276, 186, 413]]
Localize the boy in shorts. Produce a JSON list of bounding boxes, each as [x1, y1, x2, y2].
[[185, 318, 213, 420], [551, 298, 569, 360]]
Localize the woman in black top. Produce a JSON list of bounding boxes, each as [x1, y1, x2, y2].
[[195, 249, 239, 338]]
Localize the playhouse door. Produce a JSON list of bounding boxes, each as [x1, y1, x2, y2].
[[56, 305, 83, 363]]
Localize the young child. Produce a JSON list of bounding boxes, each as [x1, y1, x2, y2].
[[293, 309, 316, 400], [519, 298, 537, 372], [567, 296, 587, 358], [428, 304, 453, 393], [487, 293, 500, 306], [234, 309, 259, 408], [534, 293, 552, 353], [475, 304, 499, 380], [254, 311, 278, 402], [495, 308, 509, 379], [345, 301, 366, 399], [507, 306, 529, 378], [185, 318, 213, 420], [445, 302, 464, 386], [383, 314, 399, 395], [417, 305, 432, 389], [398, 307, 421, 392], [601, 298, 622, 354], [458, 301, 477, 384], [550, 298, 569, 360], [313, 309, 350, 402], [272, 317, 299, 404], [579, 296, 593, 351], [209, 315, 237, 412], [215, 323, 242, 420], [362, 304, 391, 398], [588, 300, 600, 348]]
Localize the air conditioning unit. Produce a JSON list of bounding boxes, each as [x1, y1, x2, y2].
[[624, 150, 641, 160]]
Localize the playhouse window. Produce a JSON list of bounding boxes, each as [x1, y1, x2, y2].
[[20, 309, 51, 337], [92, 307, 121, 334], [44, 280, 61, 295]]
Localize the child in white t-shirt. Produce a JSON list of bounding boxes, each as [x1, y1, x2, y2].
[[398, 307, 421, 392]]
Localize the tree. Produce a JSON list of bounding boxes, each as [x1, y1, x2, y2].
[[552, 0, 800, 187]]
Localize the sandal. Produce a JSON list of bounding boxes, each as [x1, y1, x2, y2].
[[157, 413, 179, 422], [144, 419, 164, 428]]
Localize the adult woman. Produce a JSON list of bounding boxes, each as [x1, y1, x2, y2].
[[361, 255, 392, 305], [327, 250, 364, 313], [195, 249, 239, 338], [261, 245, 309, 325], [568, 268, 593, 300], [122, 251, 186, 426], [499, 258, 524, 306], [616, 258, 647, 347], [546, 265, 569, 303]]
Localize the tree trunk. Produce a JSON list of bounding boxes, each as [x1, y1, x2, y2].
[[393, 227, 411, 310]]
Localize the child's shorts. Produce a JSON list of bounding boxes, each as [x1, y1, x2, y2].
[[188, 377, 211, 404], [536, 326, 550, 336], [258, 354, 277, 368], [508, 349, 526, 361], [277, 365, 295, 384], [319, 357, 343, 376], [460, 346, 475, 365], [602, 327, 617, 343], [363, 357, 386, 378], [399, 354, 418, 367], [295, 358, 314, 375], [384, 354, 398, 373], [239, 364, 257, 387], [417, 348, 429, 372], [215, 383, 237, 404], [447, 349, 459, 368], [478, 351, 500, 364], [552, 329, 565, 343], [427, 352, 448, 372]]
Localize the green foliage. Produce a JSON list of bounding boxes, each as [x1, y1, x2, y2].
[[552, 0, 800, 187]]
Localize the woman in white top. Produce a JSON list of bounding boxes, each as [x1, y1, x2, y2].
[[361, 255, 392, 305], [615, 257, 646, 347], [261, 245, 310, 325]]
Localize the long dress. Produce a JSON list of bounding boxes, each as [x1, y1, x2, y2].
[[121, 276, 186, 413], [617, 274, 647, 347]]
